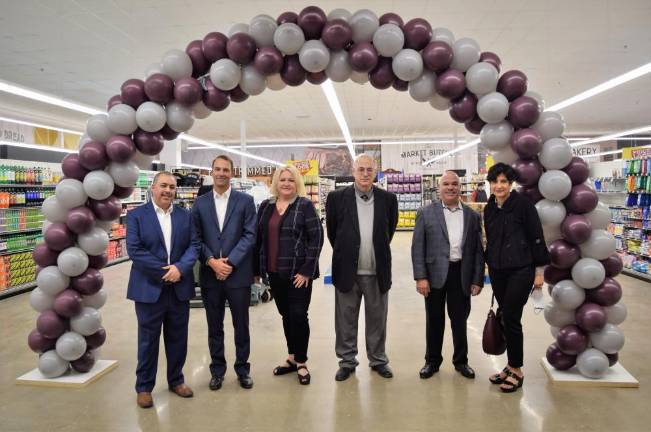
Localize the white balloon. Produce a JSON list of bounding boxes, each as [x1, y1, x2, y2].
[[533, 111, 566, 142], [83, 170, 114, 201], [550, 326, 561, 339], [273, 23, 305, 55], [136, 101, 166, 132], [70, 307, 103, 336], [78, 134, 92, 150], [42, 220, 53, 235], [350, 9, 379, 43], [192, 101, 212, 119], [571, 257, 606, 289], [266, 73, 286, 91], [37, 266, 70, 296], [392, 49, 423, 82], [326, 50, 352, 82], [579, 229, 617, 260], [585, 202, 612, 230], [538, 170, 572, 201], [605, 303, 627, 325], [544, 301, 575, 327], [551, 279, 586, 310], [543, 224, 563, 245], [576, 348, 609, 379], [107, 103, 138, 135], [429, 93, 450, 111], [432, 27, 455, 45], [328, 8, 352, 22], [161, 49, 193, 81], [209, 58, 242, 91], [539, 138, 573, 170], [144, 62, 163, 79], [78, 227, 109, 256], [451, 38, 480, 72], [249, 14, 277, 47], [298, 40, 331, 73], [108, 160, 139, 188], [536, 199, 567, 227], [56, 331, 87, 361], [239, 66, 267, 95], [38, 350, 70, 378], [480, 121, 513, 151], [42, 196, 68, 223], [166, 102, 194, 133], [477, 92, 509, 124], [57, 247, 89, 277], [82, 289, 108, 310], [589, 323, 625, 354], [29, 287, 55, 312], [409, 72, 436, 102], [373, 24, 404, 57], [228, 23, 249, 36], [465, 62, 498, 96], [492, 146, 518, 165], [350, 70, 369, 84], [55, 179, 88, 209], [86, 114, 112, 143], [132, 151, 155, 170], [525, 91, 546, 112]]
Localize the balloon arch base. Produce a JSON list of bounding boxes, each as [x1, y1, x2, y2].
[[540, 359, 638, 388], [16, 360, 118, 389]]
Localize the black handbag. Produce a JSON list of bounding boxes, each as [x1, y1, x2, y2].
[[482, 294, 506, 355]]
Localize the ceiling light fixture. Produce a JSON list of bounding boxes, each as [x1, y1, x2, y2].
[[0, 140, 76, 153], [0, 116, 84, 136], [179, 134, 285, 166], [0, 79, 104, 116], [321, 79, 355, 158], [570, 125, 651, 147]]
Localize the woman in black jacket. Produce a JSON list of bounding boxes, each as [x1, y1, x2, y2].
[[484, 163, 550, 393], [254, 165, 324, 385]]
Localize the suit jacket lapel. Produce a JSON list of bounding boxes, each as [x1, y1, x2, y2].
[[345, 187, 360, 237], [146, 201, 167, 253], [170, 205, 181, 259], [222, 190, 237, 232], [206, 190, 221, 233], [435, 201, 449, 242], [461, 204, 471, 248], [372, 186, 383, 238]]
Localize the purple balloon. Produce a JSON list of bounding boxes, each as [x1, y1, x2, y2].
[[586, 277, 622, 307], [186, 40, 210, 78], [422, 41, 453, 73], [349, 42, 379, 72], [173, 77, 203, 106], [544, 265, 571, 285], [203, 80, 231, 112], [297, 6, 326, 40], [144, 73, 174, 104], [71, 349, 97, 373], [518, 185, 544, 203], [226, 32, 257, 65], [85, 327, 107, 349], [112, 185, 133, 200], [563, 184, 598, 214], [511, 128, 543, 159], [509, 96, 540, 129], [281, 55, 307, 86], [44, 223, 75, 251], [435, 69, 465, 99], [497, 70, 527, 101], [556, 324, 589, 355], [601, 254, 623, 277], [28, 328, 57, 354], [36, 310, 67, 339], [379, 12, 404, 28], [575, 302, 607, 333], [66, 206, 96, 234], [106, 135, 136, 163], [512, 158, 543, 187], [546, 343, 577, 370], [549, 239, 581, 269], [202, 32, 228, 63], [449, 92, 477, 123], [465, 115, 486, 135], [277, 11, 298, 25], [32, 243, 60, 267], [88, 196, 122, 221], [159, 124, 180, 141], [403, 18, 432, 51], [254, 47, 284, 75], [562, 157, 590, 185], [71, 268, 104, 296], [133, 130, 164, 156], [306, 71, 327, 85], [107, 95, 122, 111], [561, 214, 592, 245], [88, 253, 109, 270], [53, 289, 83, 318], [79, 141, 109, 171], [120, 79, 147, 108], [606, 352, 618, 367], [229, 86, 249, 103], [480, 51, 502, 73], [369, 57, 396, 89], [392, 78, 408, 92], [321, 19, 353, 51], [61, 153, 90, 182]]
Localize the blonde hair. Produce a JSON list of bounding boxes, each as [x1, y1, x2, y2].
[[270, 165, 307, 198]]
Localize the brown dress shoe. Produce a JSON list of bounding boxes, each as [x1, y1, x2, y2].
[[137, 392, 153, 408], [169, 383, 194, 398]]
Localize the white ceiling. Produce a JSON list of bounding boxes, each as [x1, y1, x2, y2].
[[0, 0, 650, 146]]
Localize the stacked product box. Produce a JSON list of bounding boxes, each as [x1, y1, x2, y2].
[[107, 238, 127, 262], [386, 174, 422, 229], [0, 252, 36, 291]]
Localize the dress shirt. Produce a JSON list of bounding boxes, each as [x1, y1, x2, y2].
[[152, 201, 173, 264], [213, 187, 231, 232], [443, 202, 464, 262]]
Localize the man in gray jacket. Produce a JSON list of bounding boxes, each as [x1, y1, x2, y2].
[[411, 170, 485, 380]]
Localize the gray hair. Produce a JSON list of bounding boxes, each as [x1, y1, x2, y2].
[[353, 153, 377, 169], [152, 171, 176, 186]]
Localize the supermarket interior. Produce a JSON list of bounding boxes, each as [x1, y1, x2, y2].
[[0, 1, 650, 431]]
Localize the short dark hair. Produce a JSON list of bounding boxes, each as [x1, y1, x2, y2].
[[212, 155, 234, 171], [487, 162, 517, 183]]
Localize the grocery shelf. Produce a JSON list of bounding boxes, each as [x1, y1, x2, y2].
[[622, 268, 651, 282], [0, 247, 36, 256], [106, 256, 130, 267], [0, 184, 57, 188], [0, 281, 37, 300], [0, 228, 42, 236]]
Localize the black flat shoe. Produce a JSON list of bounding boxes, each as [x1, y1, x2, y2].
[[335, 367, 355, 382], [419, 363, 439, 379], [454, 364, 476, 379], [297, 365, 311, 385], [273, 360, 298, 376], [238, 374, 254, 389], [209, 375, 224, 391], [500, 370, 524, 393], [371, 364, 393, 379]]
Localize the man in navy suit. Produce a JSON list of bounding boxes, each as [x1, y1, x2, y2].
[[126, 171, 200, 409], [192, 155, 257, 390]]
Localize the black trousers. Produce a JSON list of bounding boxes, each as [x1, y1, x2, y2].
[[488, 265, 535, 368], [201, 284, 251, 377], [269, 273, 313, 363], [424, 262, 470, 367]]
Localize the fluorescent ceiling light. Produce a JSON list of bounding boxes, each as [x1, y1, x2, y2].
[[582, 149, 623, 159], [568, 137, 651, 142], [321, 80, 355, 158], [180, 134, 285, 167], [422, 139, 480, 165], [570, 125, 651, 147], [0, 79, 104, 116], [0, 116, 83, 136], [186, 139, 467, 150], [180, 163, 211, 169], [0, 140, 75, 153]]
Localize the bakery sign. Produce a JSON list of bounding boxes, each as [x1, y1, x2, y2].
[[572, 144, 599, 157]]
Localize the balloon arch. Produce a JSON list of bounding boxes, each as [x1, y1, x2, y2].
[[28, 6, 625, 379]]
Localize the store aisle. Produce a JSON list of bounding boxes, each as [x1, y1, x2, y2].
[[1, 232, 650, 432]]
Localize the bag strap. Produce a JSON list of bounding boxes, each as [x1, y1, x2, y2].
[[490, 293, 495, 309]]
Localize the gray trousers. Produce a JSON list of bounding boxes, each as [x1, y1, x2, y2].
[[335, 275, 389, 368]]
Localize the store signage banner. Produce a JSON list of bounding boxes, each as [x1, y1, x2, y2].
[[0, 121, 32, 143], [622, 145, 651, 160], [286, 159, 319, 176], [572, 144, 600, 157], [381, 143, 475, 174]]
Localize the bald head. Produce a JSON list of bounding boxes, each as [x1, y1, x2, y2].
[[438, 170, 460, 185], [438, 170, 461, 207]]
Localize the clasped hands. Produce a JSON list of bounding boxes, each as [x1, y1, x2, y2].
[[208, 257, 233, 281], [162, 264, 181, 283]]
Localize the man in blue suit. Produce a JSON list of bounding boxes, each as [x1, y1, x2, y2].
[[192, 155, 257, 390], [126, 171, 200, 409]]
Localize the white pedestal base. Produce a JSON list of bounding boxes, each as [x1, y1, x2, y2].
[[16, 360, 119, 388], [541, 358, 639, 388]]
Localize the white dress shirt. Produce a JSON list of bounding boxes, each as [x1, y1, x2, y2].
[[153, 201, 173, 264], [213, 187, 231, 232], [443, 203, 464, 262]]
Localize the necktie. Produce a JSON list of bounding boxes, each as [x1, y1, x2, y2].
[[361, 194, 369, 201]]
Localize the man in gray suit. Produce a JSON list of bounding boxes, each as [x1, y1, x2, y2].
[[411, 170, 484, 379]]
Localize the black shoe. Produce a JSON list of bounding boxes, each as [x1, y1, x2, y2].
[[419, 363, 439, 379], [371, 364, 393, 378], [209, 375, 224, 391], [335, 367, 355, 382], [238, 374, 254, 389], [454, 364, 476, 379]]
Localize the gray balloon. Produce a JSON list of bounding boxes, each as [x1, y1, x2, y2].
[[37, 266, 70, 296], [161, 49, 193, 81], [466, 62, 498, 96], [78, 227, 110, 256], [492, 146, 518, 165], [480, 121, 513, 151], [56, 179, 88, 209], [451, 37, 481, 72], [107, 103, 138, 135], [539, 138, 573, 170], [43, 196, 69, 223], [55, 331, 87, 361], [108, 161, 139, 188], [70, 307, 103, 336], [144, 62, 163, 79], [136, 101, 167, 132], [543, 224, 563, 245], [392, 49, 423, 82], [228, 23, 249, 36], [38, 350, 70, 378], [42, 220, 53, 235], [571, 258, 606, 289], [192, 101, 212, 120], [350, 9, 379, 43], [95, 219, 116, 233], [166, 102, 194, 133], [605, 303, 627, 325], [273, 23, 305, 55], [429, 93, 451, 111], [577, 348, 609, 378], [432, 27, 455, 45], [266, 73, 286, 91], [350, 70, 369, 84], [239, 66, 267, 96], [538, 170, 572, 201], [325, 50, 352, 82], [536, 199, 567, 227], [82, 288, 108, 310], [57, 246, 89, 277], [550, 325, 561, 339], [83, 170, 114, 201], [249, 14, 277, 47], [551, 279, 586, 310], [544, 301, 576, 327], [78, 134, 92, 149], [589, 323, 625, 354], [586, 202, 611, 231], [533, 111, 565, 142], [298, 40, 330, 73], [477, 92, 509, 124], [132, 151, 155, 170], [579, 229, 616, 260], [29, 287, 55, 312], [373, 24, 404, 57], [328, 8, 352, 22], [86, 114, 112, 143], [209, 58, 242, 91], [409, 72, 436, 102]]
